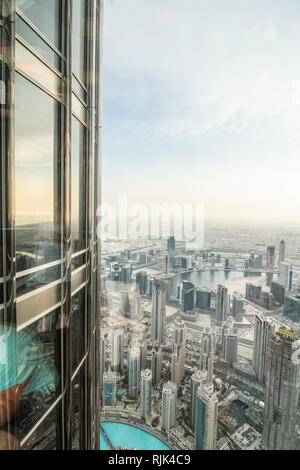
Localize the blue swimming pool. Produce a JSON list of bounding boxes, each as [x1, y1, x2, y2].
[[100, 422, 170, 450]]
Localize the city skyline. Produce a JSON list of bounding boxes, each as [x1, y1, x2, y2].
[[101, 233, 300, 450]]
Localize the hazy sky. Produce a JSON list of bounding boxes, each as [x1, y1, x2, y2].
[[103, 0, 300, 226]]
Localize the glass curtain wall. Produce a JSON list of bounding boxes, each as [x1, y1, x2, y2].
[[0, 0, 102, 450]]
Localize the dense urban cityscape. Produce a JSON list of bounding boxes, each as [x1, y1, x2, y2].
[[100, 225, 300, 450]]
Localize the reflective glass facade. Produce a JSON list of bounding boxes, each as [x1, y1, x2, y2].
[[0, 0, 102, 450]]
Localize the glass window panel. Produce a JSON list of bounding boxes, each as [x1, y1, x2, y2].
[[15, 73, 61, 274], [16, 15, 61, 71], [0, 310, 62, 443], [16, 0, 60, 50], [72, 92, 87, 124], [72, 0, 87, 85], [15, 42, 60, 97], [71, 116, 86, 253], [0, 28, 13, 281], [21, 405, 58, 450], [71, 253, 86, 271], [71, 377, 80, 449], [0, 284, 3, 305], [72, 74, 87, 103], [71, 289, 86, 373], [16, 264, 61, 298], [18, 310, 62, 439]]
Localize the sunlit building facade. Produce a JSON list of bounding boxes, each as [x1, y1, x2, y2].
[[151, 277, 167, 346], [195, 382, 218, 450], [0, 0, 102, 449], [128, 343, 140, 399], [140, 369, 152, 420], [263, 329, 300, 450], [161, 381, 177, 433]]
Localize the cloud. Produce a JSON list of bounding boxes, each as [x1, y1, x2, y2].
[[155, 10, 176, 22], [215, 31, 226, 40], [264, 20, 278, 41], [248, 24, 259, 38]]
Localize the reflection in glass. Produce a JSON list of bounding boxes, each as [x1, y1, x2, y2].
[[16, 264, 61, 297], [72, 92, 87, 124], [15, 41, 60, 97], [22, 406, 58, 450], [71, 289, 86, 373], [15, 73, 61, 276], [16, 15, 61, 71], [15, 0, 60, 49], [72, 0, 87, 85], [71, 116, 86, 253], [0, 311, 61, 443], [72, 377, 80, 449], [72, 75, 87, 103], [71, 253, 86, 271]]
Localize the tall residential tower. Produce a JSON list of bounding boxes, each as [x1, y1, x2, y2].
[[195, 382, 218, 450], [263, 328, 300, 450], [161, 381, 177, 433], [151, 277, 167, 345]]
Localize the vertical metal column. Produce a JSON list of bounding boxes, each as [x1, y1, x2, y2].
[[85, 0, 95, 450], [0, 0, 18, 450], [56, 0, 72, 450], [94, 0, 103, 450], [0, 1, 15, 321]]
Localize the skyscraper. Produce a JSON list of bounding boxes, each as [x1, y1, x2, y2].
[[246, 283, 262, 301], [266, 245, 275, 269], [103, 371, 117, 407], [120, 289, 131, 318], [171, 319, 186, 384], [216, 284, 229, 322], [167, 236, 175, 269], [151, 341, 163, 384], [278, 239, 286, 269], [135, 271, 148, 294], [111, 329, 124, 373], [270, 281, 285, 305], [0, 0, 102, 450], [132, 293, 142, 321], [161, 381, 177, 433], [232, 295, 244, 322], [196, 288, 211, 309], [137, 336, 147, 370], [200, 327, 215, 384], [181, 280, 195, 312], [140, 369, 152, 420], [151, 277, 167, 345], [183, 288, 195, 312], [190, 370, 207, 430], [253, 313, 274, 385], [279, 262, 291, 289], [195, 382, 218, 450], [263, 328, 300, 450], [222, 330, 238, 366], [162, 252, 170, 274], [128, 344, 141, 399]]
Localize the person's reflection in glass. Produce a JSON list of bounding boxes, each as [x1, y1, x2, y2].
[[0, 323, 59, 449]]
